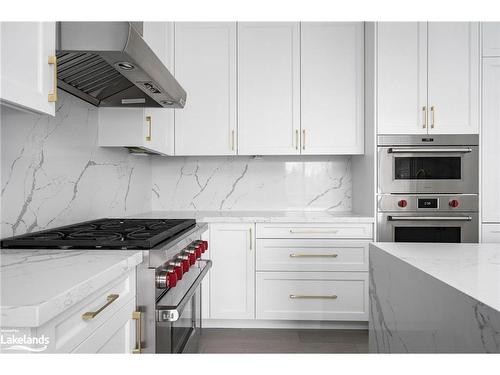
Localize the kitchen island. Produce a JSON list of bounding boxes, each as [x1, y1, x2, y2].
[[369, 242, 500, 353]]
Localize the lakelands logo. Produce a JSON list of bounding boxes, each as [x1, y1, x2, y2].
[[1, 329, 50, 352]]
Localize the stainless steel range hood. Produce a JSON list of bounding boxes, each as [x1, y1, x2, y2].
[[56, 22, 186, 108]]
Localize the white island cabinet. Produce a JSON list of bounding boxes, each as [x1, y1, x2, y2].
[[377, 22, 479, 135], [0, 22, 56, 116], [0, 250, 142, 354], [98, 22, 175, 155]]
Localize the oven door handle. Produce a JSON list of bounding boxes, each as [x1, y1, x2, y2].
[[387, 216, 472, 222], [156, 259, 212, 322], [387, 147, 473, 154]]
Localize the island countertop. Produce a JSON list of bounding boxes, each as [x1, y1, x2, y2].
[[370, 242, 500, 313], [0, 249, 143, 327]]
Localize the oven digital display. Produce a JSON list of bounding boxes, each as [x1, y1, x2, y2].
[[418, 198, 438, 209]]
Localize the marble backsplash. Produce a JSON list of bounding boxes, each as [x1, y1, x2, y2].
[[151, 155, 352, 211], [0, 91, 152, 238]]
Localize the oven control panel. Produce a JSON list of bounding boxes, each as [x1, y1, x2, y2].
[[155, 240, 208, 289], [378, 194, 478, 212]]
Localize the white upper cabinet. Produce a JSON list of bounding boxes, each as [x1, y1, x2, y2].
[[98, 22, 175, 155], [427, 22, 479, 134], [174, 22, 237, 155], [301, 22, 364, 154], [0, 22, 56, 116], [482, 58, 500, 223], [377, 22, 479, 135], [237, 22, 300, 155], [483, 22, 500, 57], [377, 22, 427, 134]]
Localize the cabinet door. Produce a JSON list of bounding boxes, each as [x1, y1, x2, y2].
[[143, 22, 175, 155], [377, 22, 427, 134], [301, 22, 364, 154], [482, 22, 500, 57], [209, 223, 255, 319], [482, 58, 500, 222], [174, 22, 237, 155], [427, 22, 479, 134], [71, 299, 136, 353], [0, 22, 56, 116], [237, 22, 300, 155]]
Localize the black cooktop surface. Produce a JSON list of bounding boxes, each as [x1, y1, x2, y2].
[[0, 218, 196, 249]]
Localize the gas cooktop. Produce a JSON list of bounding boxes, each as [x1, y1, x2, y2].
[[0, 218, 196, 249]]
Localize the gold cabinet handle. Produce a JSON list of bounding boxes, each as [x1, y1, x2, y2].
[[48, 55, 58, 103], [132, 311, 142, 354], [145, 116, 152, 141], [430, 106, 435, 129], [295, 129, 299, 150], [422, 106, 427, 129], [231, 130, 235, 151], [82, 294, 119, 321], [249, 227, 253, 250], [302, 129, 306, 150], [289, 294, 338, 300], [289, 253, 338, 258]]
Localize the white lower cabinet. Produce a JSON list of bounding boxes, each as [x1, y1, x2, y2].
[[256, 272, 368, 321], [209, 223, 255, 319], [482, 224, 500, 243], [21, 268, 138, 353], [206, 221, 372, 325]]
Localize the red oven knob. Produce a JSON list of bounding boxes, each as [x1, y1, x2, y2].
[[183, 249, 197, 265], [177, 255, 190, 273], [195, 240, 208, 252], [449, 199, 460, 208], [398, 199, 408, 208], [168, 260, 184, 280], [156, 266, 178, 289], [187, 245, 202, 259]]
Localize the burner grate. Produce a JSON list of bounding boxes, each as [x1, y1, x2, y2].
[[0, 218, 196, 249]]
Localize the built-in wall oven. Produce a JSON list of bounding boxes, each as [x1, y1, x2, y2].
[[377, 135, 479, 243], [378, 135, 478, 194]]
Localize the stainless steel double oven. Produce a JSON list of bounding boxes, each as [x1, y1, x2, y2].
[[377, 135, 479, 243]]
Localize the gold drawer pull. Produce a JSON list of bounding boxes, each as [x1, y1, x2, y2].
[[289, 253, 338, 258], [289, 294, 338, 300], [145, 116, 152, 141], [48, 55, 58, 103], [82, 294, 119, 321], [132, 311, 142, 354], [289, 229, 339, 234]]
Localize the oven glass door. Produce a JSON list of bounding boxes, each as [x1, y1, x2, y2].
[[378, 213, 478, 243], [378, 146, 478, 194]]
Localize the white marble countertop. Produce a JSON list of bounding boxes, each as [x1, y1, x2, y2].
[[130, 210, 375, 223], [0, 249, 143, 327], [370, 242, 500, 312]]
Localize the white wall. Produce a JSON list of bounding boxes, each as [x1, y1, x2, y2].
[[0, 91, 152, 237], [151, 155, 352, 211]]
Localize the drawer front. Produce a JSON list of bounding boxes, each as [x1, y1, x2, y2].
[[256, 223, 373, 239], [482, 224, 500, 243], [38, 269, 136, 353], [256, 239, 369, 272], [256, 272, 368, 321]]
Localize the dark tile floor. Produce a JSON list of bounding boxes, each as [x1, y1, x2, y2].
[[196, 328, 369, 353]]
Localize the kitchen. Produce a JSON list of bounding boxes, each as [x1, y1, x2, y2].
[[1, 0, 499, 372]]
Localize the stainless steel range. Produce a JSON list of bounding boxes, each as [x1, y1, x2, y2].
[[377, 135, 479, 243], [0, 218, 211, 353]]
